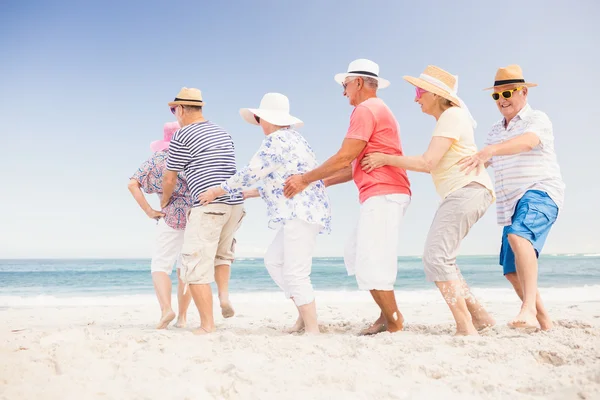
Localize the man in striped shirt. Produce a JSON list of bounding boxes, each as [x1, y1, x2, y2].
[[460, 65, 565, 331], [161, 87, 245, 335]]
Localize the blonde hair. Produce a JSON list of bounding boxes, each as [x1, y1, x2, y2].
[[434, 95, 455, 111]]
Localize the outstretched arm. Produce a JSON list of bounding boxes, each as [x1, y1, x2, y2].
[[323, 166, 353, 187], [361, 137, 454, 174], [283, 138, 366, 197]]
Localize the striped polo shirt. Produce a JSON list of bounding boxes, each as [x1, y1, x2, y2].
[[485, 103, 565, 226], [167, 121, 243, 207]]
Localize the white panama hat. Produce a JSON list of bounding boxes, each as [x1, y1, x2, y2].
[[334, 58, 390, 89], [240, 92, 303, 128]]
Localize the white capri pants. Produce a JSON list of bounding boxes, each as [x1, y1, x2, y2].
[[344, 194, 411, 291], [151, 219, 185, 274], [264, 219, 322, 306]]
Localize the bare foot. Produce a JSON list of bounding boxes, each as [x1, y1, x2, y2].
[[538, 314, 553, 331], [220, 301, 235, 319], [455, 327, 479, 336], [359, 313, 390, 336], [156, 310, 176, 329], [192, 326, 215, 335], [473, 315, 496, 331], [174, 317, 186, 328], [508, 309, 539, 330], [304, 327, 321, 335], [284, 316, 305, 334]]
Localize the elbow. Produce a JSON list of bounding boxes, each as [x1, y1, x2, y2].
[[128, 179, 140, 191]]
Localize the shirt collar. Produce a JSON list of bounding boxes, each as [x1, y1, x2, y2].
[[503, 103, 532, 127]]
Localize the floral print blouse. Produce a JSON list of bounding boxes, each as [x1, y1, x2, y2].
[[130, 150, 192, 230], [221, 128, 331, 233]]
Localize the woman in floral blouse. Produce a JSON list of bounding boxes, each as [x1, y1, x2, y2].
[[199, 93, 331, 335], [128, 121, 193, 329]]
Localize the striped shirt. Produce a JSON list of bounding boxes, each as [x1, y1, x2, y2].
[[167, 121, 243, 207], [485, 103, 565, 226]]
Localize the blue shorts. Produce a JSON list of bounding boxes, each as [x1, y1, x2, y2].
[[500, 190, 558, 275]]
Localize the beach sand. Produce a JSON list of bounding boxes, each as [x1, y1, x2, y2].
[[1, 292, 599, 400]]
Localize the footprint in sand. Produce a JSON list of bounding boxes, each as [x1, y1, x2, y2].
[[535, 350, 566, 366]]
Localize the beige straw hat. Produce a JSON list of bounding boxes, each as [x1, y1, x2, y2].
[[403, 65, 460, 105], [483, 64, 538, 90], [167, 87, 205, 107]]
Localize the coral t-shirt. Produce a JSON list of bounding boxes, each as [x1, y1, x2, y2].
[[345, 97, 411, 204]]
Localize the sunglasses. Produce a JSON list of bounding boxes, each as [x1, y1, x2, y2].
[[170, 106, 178, 114], [415, 87, 428, 99], [342, 78, 357, 90], [254, 115, 260, 123], [492, 86, 523, 101]]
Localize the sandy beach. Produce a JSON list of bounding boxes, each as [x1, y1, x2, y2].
[[1, 290, 599, 400]]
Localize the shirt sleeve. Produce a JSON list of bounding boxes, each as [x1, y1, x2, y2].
[[166, 134, 191, 172], [130, 155, 153, 187], [345, 105, 376, 142], [523, 111, 553, 148], [432, 107, 465, 141], [221, 135, 283, 196]]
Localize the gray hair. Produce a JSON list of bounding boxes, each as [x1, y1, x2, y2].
[[362, 77, 379, 90], [182, 105, 203, 112]]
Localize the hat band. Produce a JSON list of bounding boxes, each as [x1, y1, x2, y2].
[[348, 70, 378, 77], [173, 97, 203, 103], [493, 78, 525, 86]]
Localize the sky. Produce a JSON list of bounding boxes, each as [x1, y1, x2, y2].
[[1, 0, 599, 258]]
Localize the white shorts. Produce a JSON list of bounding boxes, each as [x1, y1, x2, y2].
[[151, 219, 185, 274], [344, 194, 411, 291]]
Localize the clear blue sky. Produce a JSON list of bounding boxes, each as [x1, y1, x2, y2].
[[1, 0, 598, 258]]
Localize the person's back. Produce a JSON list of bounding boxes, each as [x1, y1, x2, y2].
[[259, 128, 330, 231], [430, 106, 495, 200], [168, 121, 243, 207], [347, 97, 411, 204]]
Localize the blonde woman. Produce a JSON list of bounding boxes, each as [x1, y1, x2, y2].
[[361, 66, 496, 335], [198, 93, 331, 335]]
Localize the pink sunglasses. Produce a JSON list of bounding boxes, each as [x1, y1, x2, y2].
[[415, 87, 428, 99]]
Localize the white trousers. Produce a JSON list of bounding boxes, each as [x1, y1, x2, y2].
[[264, 219, 321, 306], [151, 219, 185, 274], [344, 194, 411, 291]]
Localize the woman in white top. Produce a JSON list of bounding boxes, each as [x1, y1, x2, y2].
[[198, 93, 331, 335], [361, 66, 496, 336]]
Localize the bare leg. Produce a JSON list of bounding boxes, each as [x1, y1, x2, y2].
[[175, 269, 192, 328], [369, 290, 404, 333], [297, 300, 319, 335], [507, 234, 540, 329], [436, 280, 478, 336], [505, 272, 552, 330], [283, 302, 305, 333], [215, 264, 234, 318], [188, 283, 215, 335], [152, 271, 175, 329], [458, 274, 495, 330]]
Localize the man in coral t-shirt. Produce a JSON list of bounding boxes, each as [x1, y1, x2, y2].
[[284, 59, 411, 335]]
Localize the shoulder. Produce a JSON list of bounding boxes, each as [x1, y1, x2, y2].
[[439, 106, 466, 122], [523, 107, 552, 127]]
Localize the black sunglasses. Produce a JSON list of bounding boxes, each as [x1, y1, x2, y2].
[[254, 115, 260, 123]]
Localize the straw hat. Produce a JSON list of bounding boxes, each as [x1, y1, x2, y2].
[[403, 65, 460, 105], [484, 64, 537, 90], [334, 59, 390, 89], [167, 87, 204, 107], [150, 121, 180, 153], [240, 93, 303, 128]]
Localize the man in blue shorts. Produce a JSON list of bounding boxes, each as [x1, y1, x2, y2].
[[460, 65, 565, 330]]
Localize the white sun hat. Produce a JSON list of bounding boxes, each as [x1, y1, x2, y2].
[[240, 93, 304, 128], [334, 58, 390, 89]]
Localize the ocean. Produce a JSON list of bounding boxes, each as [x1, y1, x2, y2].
[[1, 255, 599, 307]]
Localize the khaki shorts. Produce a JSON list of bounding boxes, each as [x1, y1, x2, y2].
[[423, 183, 493, 282], [180, 203, 245, 285]]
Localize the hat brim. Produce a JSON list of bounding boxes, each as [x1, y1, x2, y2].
[[483, 82, 538, 91], [240, 108, 304, 128], [403, 76, 460, 106], [150, 140, 169, 153], [334, 73, 390, 89], [167, 100, 205, 107]]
